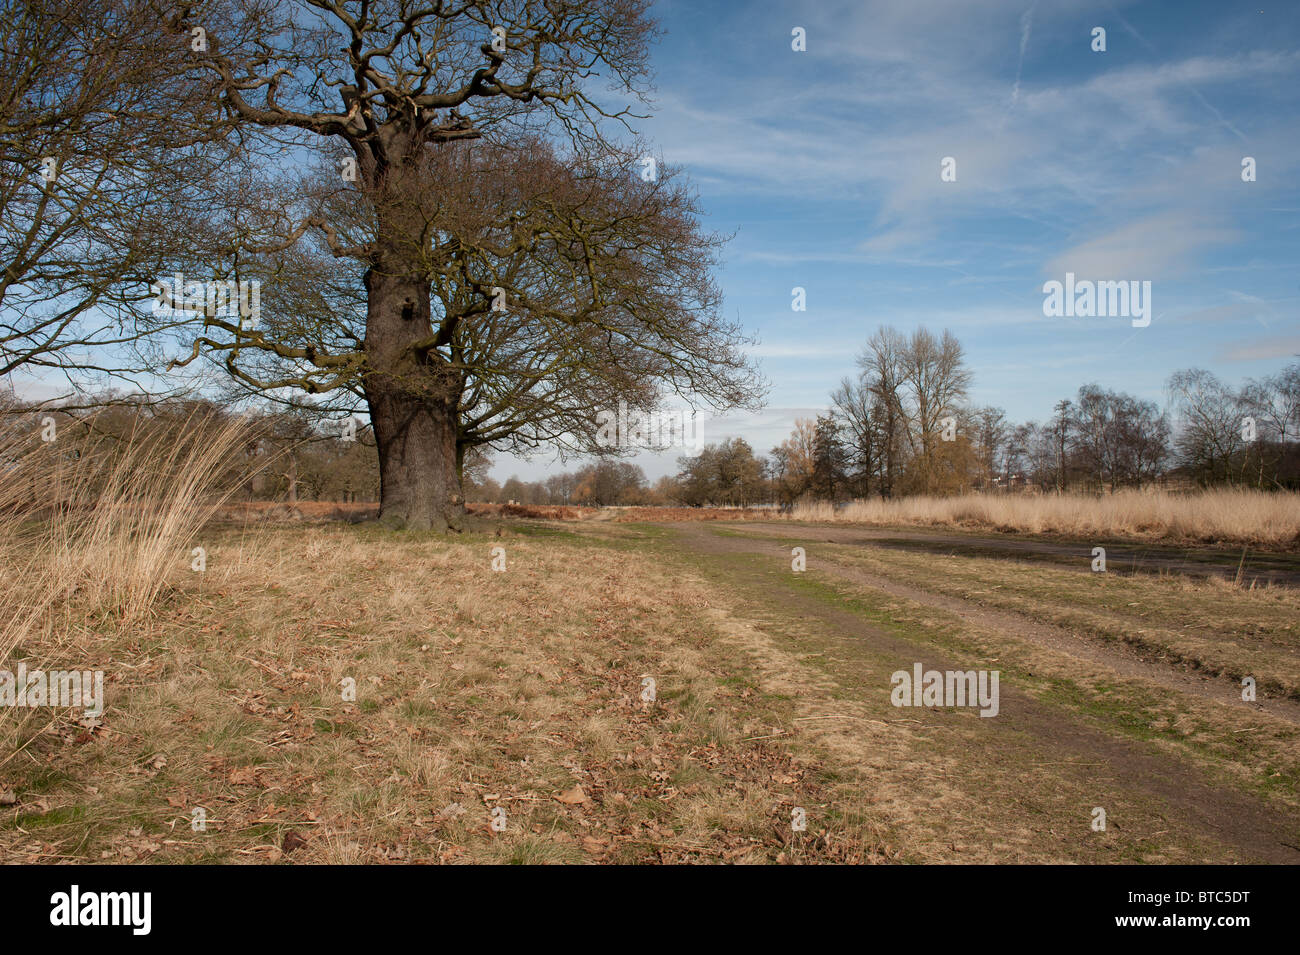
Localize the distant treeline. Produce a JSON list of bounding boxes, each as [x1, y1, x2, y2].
[[667, 328, 1299, 508], [0, 397, 381, 505], [6, 328, 1296, 509]]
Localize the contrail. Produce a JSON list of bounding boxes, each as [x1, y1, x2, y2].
[[1105, 1, 1249, 143], [1011, 1, 1037, 107]]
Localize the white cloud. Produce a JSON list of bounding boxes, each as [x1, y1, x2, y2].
[[1043, 211, 1240, 281], [1218, 335, 1300, 362]]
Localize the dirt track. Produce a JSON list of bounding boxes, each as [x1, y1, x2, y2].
[[654, 520, 1300, 863], [713, 521, 1300, 587], [696, 523, 1300, 724]]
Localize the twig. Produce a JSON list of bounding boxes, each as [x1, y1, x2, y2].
[[794, 716, 923, 725], [235, 653, 280, 675]]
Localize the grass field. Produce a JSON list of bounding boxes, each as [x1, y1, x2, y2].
[[1, 522, 890, 863], [3, 510, 1298, 863], [791, 488, 1300, 549], [3, 433, 1298, 863], [216, 488, 1300, 549]]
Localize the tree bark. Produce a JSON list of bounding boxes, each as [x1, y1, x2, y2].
[[350, 138, 468, 532], [285, 454, 298, 505], [362, 262, 465, 532]]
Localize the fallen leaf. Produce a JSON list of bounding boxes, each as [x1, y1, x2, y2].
[[228, 766, 259, 786], [554, 785, 587, 805], [282, 831, 309, 854]]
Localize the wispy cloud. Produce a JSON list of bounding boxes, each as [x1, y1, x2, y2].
[[1044, 211, 1242, 281], [1010, 2, 1036, 108], [602, 0, 1300, 466], [1218, 335, 1300, 362]]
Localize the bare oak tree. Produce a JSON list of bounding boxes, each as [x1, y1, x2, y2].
[[166, 0, 758, 530]]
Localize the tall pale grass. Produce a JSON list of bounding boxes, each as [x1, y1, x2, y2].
[[790, 488, 1300, 548], [0, 410, 259, 756]]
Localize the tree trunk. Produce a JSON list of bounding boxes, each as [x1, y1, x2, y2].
[[362, 263, 465, 532], [351, 137, 470, 532], [285, 453, 298, 505]]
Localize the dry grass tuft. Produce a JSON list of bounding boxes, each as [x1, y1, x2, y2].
[[791, 488, 1300, 548], [0, 411, 259, 767]]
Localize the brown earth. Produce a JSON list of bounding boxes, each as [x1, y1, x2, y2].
[[625, 520, 1300, 863]]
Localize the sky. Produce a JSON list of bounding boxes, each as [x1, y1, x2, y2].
[[9, 0, 1298, 485], [493, 0, 1300, 482]]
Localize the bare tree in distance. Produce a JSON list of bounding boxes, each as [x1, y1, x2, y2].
[[830, 374, 874, 497], [897, 327, 972, 494], [1051, 399, 1071, 492], [1166, 368, 1249, 487], [857, 326, 907, 499], [1241, 363, 1300, 489]]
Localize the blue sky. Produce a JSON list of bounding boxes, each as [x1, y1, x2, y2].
[[9, 1, 1296, 483], [491, 0, 1299, 482]]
